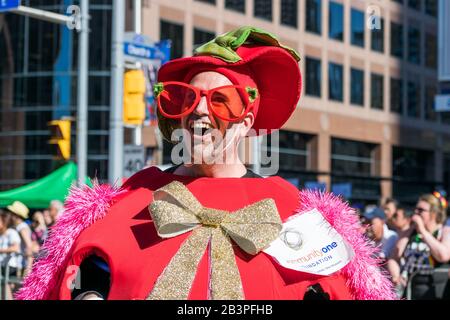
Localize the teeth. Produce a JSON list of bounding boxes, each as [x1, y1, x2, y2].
[[190, 122, 213, 129]]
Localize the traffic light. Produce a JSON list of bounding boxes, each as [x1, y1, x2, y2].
[[48, 119, 71, 160], [123, 69, 146, 125]]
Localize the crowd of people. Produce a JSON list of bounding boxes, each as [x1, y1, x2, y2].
[[0, 200, 63, 299], [359, 192, 450, 300], [2, 191, 450, 300]]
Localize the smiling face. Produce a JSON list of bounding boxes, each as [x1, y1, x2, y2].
[[180, 71, 254, 164]]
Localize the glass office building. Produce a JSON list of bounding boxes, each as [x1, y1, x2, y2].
[[0, 0, 111, 190]]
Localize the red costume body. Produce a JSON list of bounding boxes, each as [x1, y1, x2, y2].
[[56, 167, 352, 300]]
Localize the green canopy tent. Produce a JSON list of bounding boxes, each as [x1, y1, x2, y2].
[[0, 162, 91, 209]]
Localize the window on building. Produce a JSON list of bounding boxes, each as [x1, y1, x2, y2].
[[195, 0, 216, 5], [88, 159, 108, 181], [331, 138, 376, 177], [425, 33, 437, 70], [0, 14, 25, 74], [351, 8, 364, 48], [390, 22, 403, 58], [408, 26, 421, 65], [425, 85, 437, 121], [261, 132, 319, 188], [225, 0, 245, 13], [193, 28, 215, 48], [89, 8, 112, 71], [160, 20, 184, 59], [443, 112, 450, 125], [331, 139, 382, 202], [25, 159, 53, 180], [350, 68, 364, 106], [13, 76, 53, 107], [28, 16, 61, 72], [305, 57, 321, 97], [254, 0, 272, 21], [425, 0, 437, 17], [329, 1, 343, 41], [445, 154, 450, 197], [408, 0, 421, 11], [25, 111, 52, 131], [390, 78, 403, 114], [407, 80, 420, 118], [371, 73, 384, 110], [262, 130, 312, 171], [88, 110, 109, 131], [281, 0, 298, 28], [371, 18, 384, 53], [392, 146, 435, 204], [305, 0, 322, 35], [329, 62, 343, 102], [393, 146, 433, 180], [88, 134, 109, 155], [88, 76, 110, 107], [25, 135, 52, 156]]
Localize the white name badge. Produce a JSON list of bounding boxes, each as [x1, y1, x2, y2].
[[264, 208, 355, 276]]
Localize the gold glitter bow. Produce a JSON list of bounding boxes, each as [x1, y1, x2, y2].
[[147, 181, 282, 300]]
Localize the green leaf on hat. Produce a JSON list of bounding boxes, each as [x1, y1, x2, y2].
[[153, 82, 164, 97], [194, 26, 301, 63]]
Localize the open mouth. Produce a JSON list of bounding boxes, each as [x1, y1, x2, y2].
[[190, 122, 214, 136]]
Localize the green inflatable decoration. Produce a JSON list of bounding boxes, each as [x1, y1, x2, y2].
[[0, 162, 92, 209]]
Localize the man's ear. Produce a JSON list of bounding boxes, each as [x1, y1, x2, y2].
[[239, 112, 255, 137]]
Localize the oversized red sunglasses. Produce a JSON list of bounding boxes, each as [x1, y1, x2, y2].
[[154, 81, 258, 122]]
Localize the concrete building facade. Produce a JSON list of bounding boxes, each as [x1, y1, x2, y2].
[[138, 0, 449, 205]]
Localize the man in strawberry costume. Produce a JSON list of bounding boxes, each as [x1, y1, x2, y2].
[[17, 27, 395, 300]]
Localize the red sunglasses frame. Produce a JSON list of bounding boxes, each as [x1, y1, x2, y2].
[[155, 81, 257, 122]]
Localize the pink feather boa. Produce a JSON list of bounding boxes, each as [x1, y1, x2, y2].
[[16, 185, 395, 300], [298, 190, 396, 300], [15, 182, 123, 300]]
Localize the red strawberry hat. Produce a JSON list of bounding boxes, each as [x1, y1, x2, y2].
[[157, 26, 302, 134]]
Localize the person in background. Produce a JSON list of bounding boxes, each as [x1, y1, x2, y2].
[[47, 200, 64, 228], [42, 209, 52, 227], [387, 192, 450, 299], [364, 206, 398, 262], [30, 211, 48, 256], [442, 211, 450, 299], [383, 198, 399, 231], [391, 206, 413, 238], [0, 209, 21, 300], [6, 201, 33, 277]]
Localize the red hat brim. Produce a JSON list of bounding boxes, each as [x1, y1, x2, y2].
[[157, 45, 302, 134]]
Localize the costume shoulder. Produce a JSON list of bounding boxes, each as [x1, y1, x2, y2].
[[297, 189, 396, 300], [16, 166, 169, 300], [15, 182, 124, 300]]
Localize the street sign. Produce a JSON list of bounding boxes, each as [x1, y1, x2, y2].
[[123, 144, 145, 178], [123, 32, 171, 64], [331, 183, 352, 199], [435, 95, 450, 112], [0, 0, 20, 12], [305, 181, 327, 192], [438, 0, 450, 81], [124, 42, 165, 60]]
